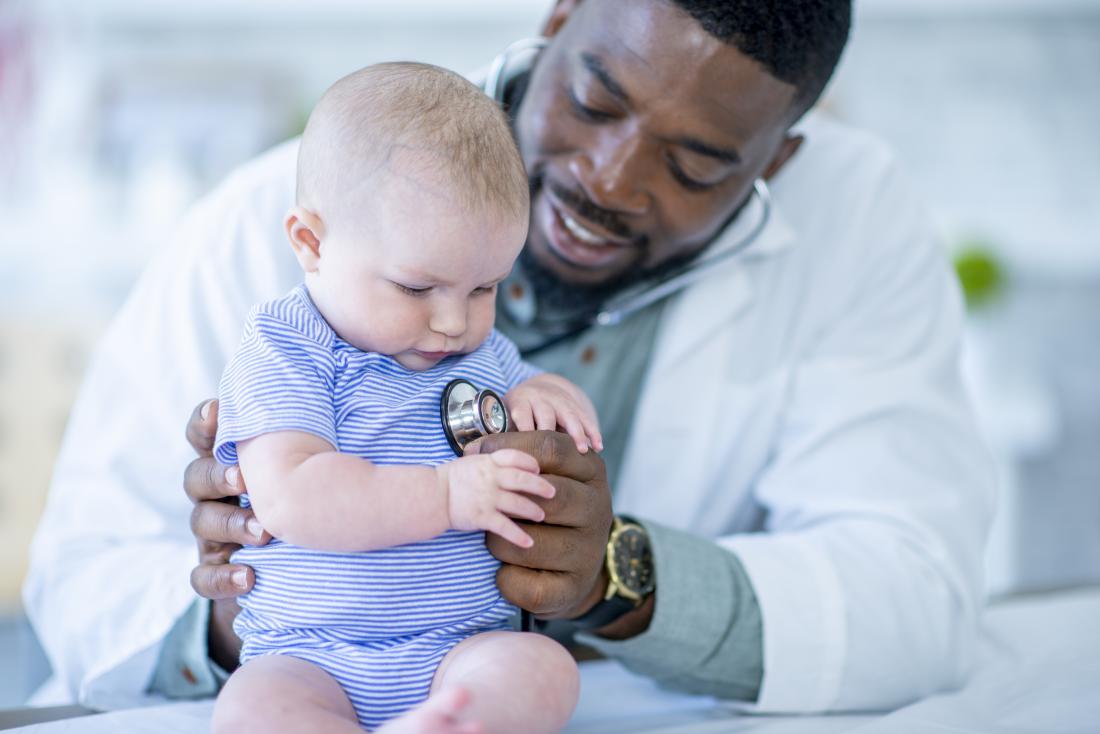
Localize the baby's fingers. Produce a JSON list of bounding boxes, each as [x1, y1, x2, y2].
[[582, 413, 604, 453], [497, 491, 545, 523], [533, 399, 558, 432], [558, 410, 593, 454], [508, 400, 535, 433], [497, 468, 556, 499], [489, 448, 539, 474], [488, 513, 535, 549]]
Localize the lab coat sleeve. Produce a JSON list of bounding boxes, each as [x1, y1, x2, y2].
[[21, 142, 296, 708], [148, 599, 228, 699], [722, 161, 997, 712], [577, 521, 764, 701]]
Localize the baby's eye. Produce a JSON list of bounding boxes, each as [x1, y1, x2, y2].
[[471, 284, 498, 296], [394, 282, 432, 297]]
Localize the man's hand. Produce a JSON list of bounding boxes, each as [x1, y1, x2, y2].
[[184, 399, 270, 670], [467, 430, 613, 620]]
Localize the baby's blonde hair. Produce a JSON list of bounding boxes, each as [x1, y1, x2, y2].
[[296, 62, 529, 224]]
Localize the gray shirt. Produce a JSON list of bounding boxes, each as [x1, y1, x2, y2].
[[151, 287, 764, 702]]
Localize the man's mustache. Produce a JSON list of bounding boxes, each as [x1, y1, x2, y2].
[[539, 175, 642, 246]]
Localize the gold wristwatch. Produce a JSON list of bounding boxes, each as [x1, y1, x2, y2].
[[572, 515, 655, 630]]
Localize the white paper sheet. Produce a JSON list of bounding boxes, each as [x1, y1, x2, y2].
[[849, 587, 1100, 734], [10, 588, 1099, 734]]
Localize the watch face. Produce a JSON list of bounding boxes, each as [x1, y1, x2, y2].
[[612, 526, 654, 597]]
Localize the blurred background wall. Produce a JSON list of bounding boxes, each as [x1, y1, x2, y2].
[[1, 0, 1098, 708]]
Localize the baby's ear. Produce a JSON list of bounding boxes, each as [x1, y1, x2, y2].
[[285, 207, 325, 272]]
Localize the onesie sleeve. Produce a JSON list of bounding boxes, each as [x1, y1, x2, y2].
[[487, 329, 542, 391], [214, 303, 338, 465]]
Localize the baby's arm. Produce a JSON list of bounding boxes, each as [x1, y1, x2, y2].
[[238, 432, 554, 551], [506, 373, 603, 454]]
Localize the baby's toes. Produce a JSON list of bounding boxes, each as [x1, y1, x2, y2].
[[377, 687, 479, 734], [419, 687, 478, 732]]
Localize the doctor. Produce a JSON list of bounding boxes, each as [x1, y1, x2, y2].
[[25, 0, 995, 715]]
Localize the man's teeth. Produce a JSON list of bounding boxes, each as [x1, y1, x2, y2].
[[562, 211, 612, 247]]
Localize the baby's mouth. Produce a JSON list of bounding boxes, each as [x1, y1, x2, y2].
[[413, 349, 457, 361]]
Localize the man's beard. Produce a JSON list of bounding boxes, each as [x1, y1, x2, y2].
[[521, 173, 710, 326], [516, 241, 703, 325]]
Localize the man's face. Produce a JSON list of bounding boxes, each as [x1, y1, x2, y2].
[[514, 0, 800, 288]]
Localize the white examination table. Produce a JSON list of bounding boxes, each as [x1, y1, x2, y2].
[[10, 587, 1099, 733]]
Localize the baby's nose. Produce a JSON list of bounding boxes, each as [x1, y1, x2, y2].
[[429, 303, 466, 338]]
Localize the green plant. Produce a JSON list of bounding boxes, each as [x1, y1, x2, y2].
[[953, 242, 1006, 311]]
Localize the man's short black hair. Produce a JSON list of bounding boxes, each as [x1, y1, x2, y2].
[[668, 0, 852, 116]]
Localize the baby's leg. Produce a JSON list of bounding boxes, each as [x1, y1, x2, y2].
[[431, 631, 580, 734], [214, 654, 481, 734], [212, 655, 361, 734]]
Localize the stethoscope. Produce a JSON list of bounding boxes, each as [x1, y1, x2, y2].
[[438, 39, 774, 628], [485, 37, 774, 357], [439, 378, 534, 630], [440, 379, 509, 455]]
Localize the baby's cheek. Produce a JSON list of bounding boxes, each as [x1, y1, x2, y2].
[[470, 299, 497, 338]]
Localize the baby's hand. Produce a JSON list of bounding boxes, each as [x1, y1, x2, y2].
[[437, 449, 556, 548], [505, 374, 603, 454]]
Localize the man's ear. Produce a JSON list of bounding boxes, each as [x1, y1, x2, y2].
[[285, 207, 326, 273], [540, 0, 584, 38], [762, 134, 804, 182]]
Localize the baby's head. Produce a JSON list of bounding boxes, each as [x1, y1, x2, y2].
[[286, 62, 529, 371]]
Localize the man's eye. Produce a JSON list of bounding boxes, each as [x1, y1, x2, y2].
[[471, 284, 498, 296], [666, 155, 717, 193], [395, 283, 432, 297], [567, 88, 613, 123]]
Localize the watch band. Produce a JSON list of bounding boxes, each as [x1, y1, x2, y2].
[[569, 593, 636, 631], [570, 514, 653, 631]]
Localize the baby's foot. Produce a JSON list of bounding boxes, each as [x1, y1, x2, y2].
[[375, 686, 482, 734]]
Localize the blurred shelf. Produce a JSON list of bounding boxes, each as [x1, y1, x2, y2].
[[858, 0, 1100, 20], [44, 0, 547, 28], [45, 0, 1100, 27]]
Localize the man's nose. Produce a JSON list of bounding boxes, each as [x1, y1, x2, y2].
[[429, 299, 467, 338], [570, 131, 651, 217]]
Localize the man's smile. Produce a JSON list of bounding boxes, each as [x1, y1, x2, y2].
[[538, 191, 636, 271]]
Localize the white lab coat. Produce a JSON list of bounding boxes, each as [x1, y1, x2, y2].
[[23, 111, 995, 713]]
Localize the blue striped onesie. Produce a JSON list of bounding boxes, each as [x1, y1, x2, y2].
[[214, 285, 538, 730]]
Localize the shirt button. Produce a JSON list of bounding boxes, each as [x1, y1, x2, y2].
[[180, 666, 198, 685], [580, 345, 597, 364], [509, 283, 525, 300]]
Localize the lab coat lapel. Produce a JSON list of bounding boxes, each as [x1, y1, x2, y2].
[[615, 201, 796, 527], [650, 196, 796, 374]]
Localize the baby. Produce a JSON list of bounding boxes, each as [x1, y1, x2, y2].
[[210, 63, 599, 733]]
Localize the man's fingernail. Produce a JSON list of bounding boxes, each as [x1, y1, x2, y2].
[[232, 570, 248, 589], [247, 519, 264, 540], [200, 400, 214, 421], [225, 466, 240, 490]]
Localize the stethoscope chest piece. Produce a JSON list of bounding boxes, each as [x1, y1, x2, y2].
[[440, 379, 510, 456]]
